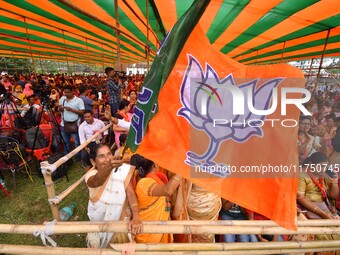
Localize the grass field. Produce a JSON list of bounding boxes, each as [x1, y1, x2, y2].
[[0, 161, 89, 248]]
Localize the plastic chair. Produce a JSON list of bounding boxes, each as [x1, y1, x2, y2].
[[26, 123, 53, 161], [0, 136, 32, 191]]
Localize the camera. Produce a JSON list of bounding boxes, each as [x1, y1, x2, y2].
[[33, 80, 52, 102]]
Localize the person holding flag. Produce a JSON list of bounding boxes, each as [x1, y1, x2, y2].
[[125, 0, 305, 230]]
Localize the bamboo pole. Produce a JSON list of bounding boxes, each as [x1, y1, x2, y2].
[[101, 43, 105, 73], [43, 123, 112, 173], [40, 219, 340, 227], [4, 57, 9, 74], [55, 173, 88, 204], [120, 241, 340, 252], [1, 242, 340, 255], [111, 240, 340, 251], [85, 38, 89, 68], [121, 0, 160, 45], [1, 222, 340, 235], [39, 54, 43, 74], [40, 123, 112, 219], [316, 29, 330, 81], [146, 0, 150, 70], [26, 58, 31, 74], [56, 0, 156, 55], [61, 30, 70, 74], [307, 58, 314, 79], [114, 0, 121, 70], [23, 17, 36, 73], [281, 41, 286, 63], [11, 51, 17, 74], [42, 171, 60, 220]]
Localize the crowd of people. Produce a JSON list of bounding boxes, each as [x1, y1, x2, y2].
[[1, 70, 340, 254]]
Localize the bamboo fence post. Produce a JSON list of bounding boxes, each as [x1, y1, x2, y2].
[[41, 168, 60, 220], [40, 123, 112, 217]]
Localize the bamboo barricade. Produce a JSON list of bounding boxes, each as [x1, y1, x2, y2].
[[40, 123, 113, 220], [1, 241, 340, 255], [1, 220, 340, 235]]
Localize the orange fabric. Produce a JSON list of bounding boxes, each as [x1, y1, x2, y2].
[[136, 24, 304, 230], [135, 176, 172, 243], [154, 0, 178, 32]]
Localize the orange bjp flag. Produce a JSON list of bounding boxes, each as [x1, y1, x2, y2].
[[127, 0, 306, 229]]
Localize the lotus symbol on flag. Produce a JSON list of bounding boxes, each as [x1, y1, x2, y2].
[[178, 55, 283, 177]]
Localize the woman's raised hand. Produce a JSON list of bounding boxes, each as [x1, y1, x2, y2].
[[104, 105, 112, 120], [110, 158, 124, 169]]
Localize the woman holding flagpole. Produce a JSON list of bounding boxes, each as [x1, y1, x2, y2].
[[85, 144, 143, 248]]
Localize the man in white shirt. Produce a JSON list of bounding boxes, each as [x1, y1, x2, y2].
[[79, 110, 108, 167], [58, 85, 85, 160]]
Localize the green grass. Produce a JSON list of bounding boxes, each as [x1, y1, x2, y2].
[[0, 161, 89, 247]]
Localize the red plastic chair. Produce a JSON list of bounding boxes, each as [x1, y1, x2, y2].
[[26, 124, 53, 161]]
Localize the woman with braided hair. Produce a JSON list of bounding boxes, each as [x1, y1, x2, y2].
[[132, 154, 182, 243]]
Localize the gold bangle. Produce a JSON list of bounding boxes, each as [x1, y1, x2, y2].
[[173, 176, 181, 182], [130, 204, 138, 208]]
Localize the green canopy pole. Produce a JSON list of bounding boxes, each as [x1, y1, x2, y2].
[[146, 0, 150, 71], [26, 58, 31, 74], [61, 30, 70, 74], [101, 43, 105, 74], [307, 58, 314, 83], [85, 38, 89, 68], [11, 51, 17, 74], [114, 0, 121, 70], [316, 29, 330, 85], [122, 0, 160, 46], [4, 57, 9, 74], [281, 41, 286, 63], [39, 54, 44, 74], [255, 50, 259, 65], [23, 17, 36, 74], [57, 61, 61, 73]]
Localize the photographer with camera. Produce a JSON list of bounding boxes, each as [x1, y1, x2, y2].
[[20, 95, 40, 127], [105, 67, 122, 115]]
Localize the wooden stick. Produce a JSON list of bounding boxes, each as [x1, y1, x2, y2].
[[1, 222, 340, 235], [56, 173, 87, 204], [45, 123, 112, 173], [1, 242, 340, 255], [34, 219, 340, 227], [110, 240, 340, 251]]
